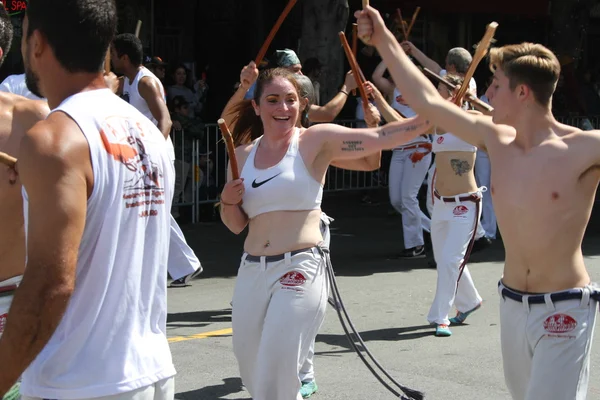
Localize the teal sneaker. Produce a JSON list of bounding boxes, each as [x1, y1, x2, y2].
[[2, 382, 20, 400], [449, 302, 482, 325], [435, 324, 452, 337], [300, 380, 318, 398]]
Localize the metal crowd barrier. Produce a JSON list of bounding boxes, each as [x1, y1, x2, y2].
[[171, 115, 600, 224]]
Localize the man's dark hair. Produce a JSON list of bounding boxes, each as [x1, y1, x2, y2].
[[26, 0, 117, 73], [113, 33, 143, 67], [0, 4, 13, 67]]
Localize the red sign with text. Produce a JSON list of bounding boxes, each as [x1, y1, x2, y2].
[[2, 0, 27, 14]]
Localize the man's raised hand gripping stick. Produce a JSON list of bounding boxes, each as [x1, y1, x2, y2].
[[0, 152, 16, 168], [355, 6, 496, 149]]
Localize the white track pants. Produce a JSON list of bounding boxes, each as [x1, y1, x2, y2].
[[388, 148, 432, 249], [427, 190, 483, 326], [475, 150, 497, 239], [167, 215, 202, 280], [232, 248, 328, 400], [499, 282, 598, 400]]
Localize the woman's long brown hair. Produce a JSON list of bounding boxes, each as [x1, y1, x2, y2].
[[230, 68, 300, 146]]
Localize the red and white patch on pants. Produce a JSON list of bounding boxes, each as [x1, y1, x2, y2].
[[280, 271, 307, 287], [0, 313, 7, 334], [544, 313, 577, 333], [453, 205, 469, 216]]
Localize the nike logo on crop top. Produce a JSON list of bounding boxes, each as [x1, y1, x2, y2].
[[251, 173, 282, 188]]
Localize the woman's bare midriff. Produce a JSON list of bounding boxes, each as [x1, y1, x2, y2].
[[244, 209, 323, 256], [433, 151, 478, 196]]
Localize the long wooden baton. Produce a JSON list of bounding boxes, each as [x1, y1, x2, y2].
[[396, 9, 408, 41], [254, 0, 298, 67], [339, 32, 369, 113], [454, 21, 498, 106], [351, 23, 358, 96], [0, 152, 16, 168], [406, 7, 421, 39], [217, 119, 240, 181], [423, 68, 493, 113], [135, 20, 142, 38]]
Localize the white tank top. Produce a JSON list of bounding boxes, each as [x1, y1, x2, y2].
[[432, 131, 477, 153], [20, 89, 176, 399], [390, 88, 429, 148], [240, 128, 323, 219], [123, 67, 174, 162]]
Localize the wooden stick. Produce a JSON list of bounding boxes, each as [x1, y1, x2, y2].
[[104, 50, 111, 73], [454, 21, 498, 106], [396, 9, 408, 41], [254, 0, 298, 67], [135, 20, 142, 38], [422, 68, 493, 113], [339, 32, 369, 112], [362, 0, 369, 7], [217, 119, 240, 181], [406, 7, 421, 39], [351, 24, 359, 96], [0, 151, 16, 168]]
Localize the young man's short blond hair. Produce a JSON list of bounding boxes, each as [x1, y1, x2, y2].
[[489, 43, 560, 107]]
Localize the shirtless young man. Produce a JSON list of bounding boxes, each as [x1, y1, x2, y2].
[[356, 6, 600, 400], [0, 3, 49, 333]]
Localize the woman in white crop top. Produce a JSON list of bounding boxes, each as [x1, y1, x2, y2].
[[426, 74, 484, 338], [218, 67, 432, 400]]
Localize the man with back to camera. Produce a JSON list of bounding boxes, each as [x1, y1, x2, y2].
[[111, 32, 203, 287]]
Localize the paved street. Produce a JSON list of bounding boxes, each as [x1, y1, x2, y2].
[[168, 191, 600, 400]]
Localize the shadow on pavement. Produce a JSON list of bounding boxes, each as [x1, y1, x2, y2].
[[315, 323, 435, 355], [180, 189, 600, 280], [175, 377, 249, 400], [167, 308, 232, 330]]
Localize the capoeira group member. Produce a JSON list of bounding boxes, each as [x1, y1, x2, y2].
[[223, 60, 383, 398], [426, 74, 483, 337], [357, 6, 600, 399], [372, 60, 431, 258], [219, 67, 431, 400], [0, 1, 176, 399], [110, 33, 204, 287]]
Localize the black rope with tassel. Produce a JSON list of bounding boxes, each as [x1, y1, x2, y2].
[[317, 245, 425, 400]]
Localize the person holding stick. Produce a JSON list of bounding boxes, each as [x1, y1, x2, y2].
[[219, 67, 430, 400], [356, 5, 600, 399], [372, 60, 433, 258], [0, 1, 176, 398]]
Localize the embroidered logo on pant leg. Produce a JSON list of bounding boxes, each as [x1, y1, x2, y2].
[[544, 313, 577, 334], [453, 205, 469, 216], [280, 271, 307, 287], [0, 313, 7, 334]]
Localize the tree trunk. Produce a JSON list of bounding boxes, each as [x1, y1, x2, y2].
[[298, 0, 349, 104]]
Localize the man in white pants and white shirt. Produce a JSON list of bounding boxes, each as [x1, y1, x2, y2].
[[0, 1, 176, 398], [111, 33, 203, 287]]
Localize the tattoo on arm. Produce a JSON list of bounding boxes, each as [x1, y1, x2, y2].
[[381, 121, 429, 137], [341, 140, 365, 152], [450, 159, 472, 176]]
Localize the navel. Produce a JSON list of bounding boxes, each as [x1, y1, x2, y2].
[[551, 191, 559, 200]]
